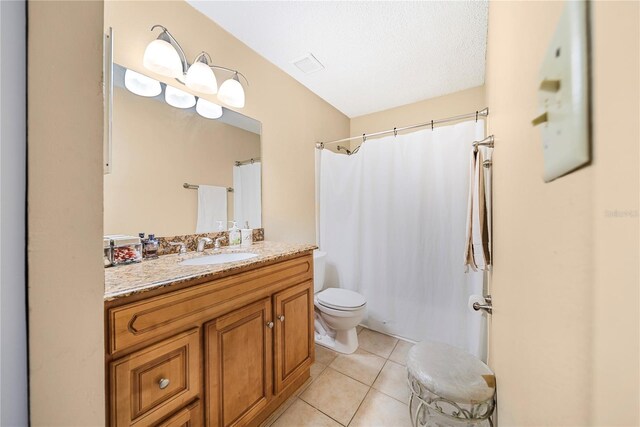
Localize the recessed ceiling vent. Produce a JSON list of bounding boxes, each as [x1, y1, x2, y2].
[[292, 53, 325, 75]]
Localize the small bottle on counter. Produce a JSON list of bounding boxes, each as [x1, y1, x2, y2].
[[228, 221, 241, 247], [143, 233, 159, 259], [241, 221, 253, 247]]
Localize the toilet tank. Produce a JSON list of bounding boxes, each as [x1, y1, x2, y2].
[[313, 250, 326, 293]]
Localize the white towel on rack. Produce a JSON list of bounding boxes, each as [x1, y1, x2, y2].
[[464, 147, 491, 272], [233, 162, 262, 228], [196, 185, 227, 233]]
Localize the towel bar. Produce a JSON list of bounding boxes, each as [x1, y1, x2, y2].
[[183, 183, 233, 192]]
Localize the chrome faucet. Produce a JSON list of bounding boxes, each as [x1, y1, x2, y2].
[[169, 241, 187, 254], [197, 237, 213, 252], [214, 236, 225, 250]]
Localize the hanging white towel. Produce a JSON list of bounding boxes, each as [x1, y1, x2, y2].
[[196, 185, 227, 233], [464, 147, 491, 272], [233, 163, 262, 228]]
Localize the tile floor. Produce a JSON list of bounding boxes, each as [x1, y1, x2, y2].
[[262, 326, 415, 427]]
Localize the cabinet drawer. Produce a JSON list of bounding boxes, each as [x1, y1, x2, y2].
[[155, 400, 202, 427], [110, 329, 200, 426]]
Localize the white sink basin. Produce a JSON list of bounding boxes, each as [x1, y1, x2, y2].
[[179, 252, 258, 266]]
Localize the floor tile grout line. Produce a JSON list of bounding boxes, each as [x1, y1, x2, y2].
[[266, 396, 299, 427], [295, 396, 348, 427], [328, 347, 387, 387], [299, 366, 371, 426], [325, 363, 381, 389], [368, 358, 388, 390], [371, 357, 412, 406], [346, 386, 374, 426], [298, 385, 350, 426]]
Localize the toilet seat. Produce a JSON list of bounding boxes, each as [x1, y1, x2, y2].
[[316, 288, 366, 311]]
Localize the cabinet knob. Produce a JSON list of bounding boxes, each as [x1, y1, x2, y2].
[[277, 315, 285, 322], [266, 321, 274, 329], [158, 378, 170, 390]]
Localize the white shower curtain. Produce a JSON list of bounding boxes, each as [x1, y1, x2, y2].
[[233, 162, 262, 228], [318, 120, 486, 358]]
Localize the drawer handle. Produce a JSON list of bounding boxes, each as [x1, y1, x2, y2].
[[158, 378, 170, 390], [277, 315, 285, 322], [266, 321, 274, 329]]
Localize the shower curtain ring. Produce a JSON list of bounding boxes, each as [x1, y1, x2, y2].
[[431, 120, 434, 131], [476, 111, 479, 122], [362, 134, 367, 143], [393, 127, 397, 137]]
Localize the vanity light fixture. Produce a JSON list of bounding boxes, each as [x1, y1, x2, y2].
[[186, 52, 218, 94], [218, 72, 245, 109], [124, 69, 162, 97], [165, 85, 196, 109], [196, 98, 223, 119], [143, 25, 248, 108]]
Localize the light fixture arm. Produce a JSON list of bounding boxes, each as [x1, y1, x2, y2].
[[150, 24, 189, 74], [210, 66, 250, 86], [193, 52, 250, 86]]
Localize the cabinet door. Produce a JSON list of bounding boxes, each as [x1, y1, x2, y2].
[[205, 298, 273, 427], [273, 281, 314, 394]]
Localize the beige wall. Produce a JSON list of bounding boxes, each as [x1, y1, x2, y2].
[[105, 1, 350, 243], [589, 2, 639, 424], [104, 86, 260, 236], [28, 1, 106, 425], [486, 1, 639, 425], [349, 85, 485, 148]]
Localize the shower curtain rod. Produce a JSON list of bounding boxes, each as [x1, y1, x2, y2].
[[316, 107, 489, 148]]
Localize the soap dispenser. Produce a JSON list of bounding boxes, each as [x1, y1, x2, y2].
[[228, 221, 241, 247], [241, 221, 253, 247], [144, 234, 159, 259]]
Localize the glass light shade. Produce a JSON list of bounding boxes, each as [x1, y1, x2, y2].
[[164, 85, 196, 109], [124, 69, 162, 97], [186, 62, 218, 94], [217, 78, 245, 108], [143, 39, 183, 78], [196, 98, 223, 119]]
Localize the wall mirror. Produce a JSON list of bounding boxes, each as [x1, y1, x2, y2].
[[104, 63, 262, 237]]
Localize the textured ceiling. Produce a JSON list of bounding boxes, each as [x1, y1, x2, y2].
[[187, 1, 488, 118]]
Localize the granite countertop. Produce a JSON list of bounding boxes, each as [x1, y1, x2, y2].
[[104, 241, 317, 301]]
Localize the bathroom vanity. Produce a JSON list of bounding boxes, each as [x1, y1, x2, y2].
[[104, 242, 316, 426]]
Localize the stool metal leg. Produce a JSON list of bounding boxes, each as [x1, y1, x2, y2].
[[408, 375, 495, 427]]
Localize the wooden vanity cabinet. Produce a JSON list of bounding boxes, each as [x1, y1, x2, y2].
[[106, 253, 314, 427]]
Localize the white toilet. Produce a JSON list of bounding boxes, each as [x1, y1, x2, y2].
[[313, 250, 366, 354]]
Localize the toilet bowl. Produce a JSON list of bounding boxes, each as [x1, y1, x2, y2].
[[313, 250, 366, 354]]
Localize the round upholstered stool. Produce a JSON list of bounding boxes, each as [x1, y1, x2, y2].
[[406, 341, 496, 427]]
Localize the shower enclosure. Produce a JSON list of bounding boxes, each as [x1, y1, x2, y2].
[[317, 119, 488, 358]]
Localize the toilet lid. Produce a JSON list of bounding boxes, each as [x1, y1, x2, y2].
[[317, 288, 366, 310]]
